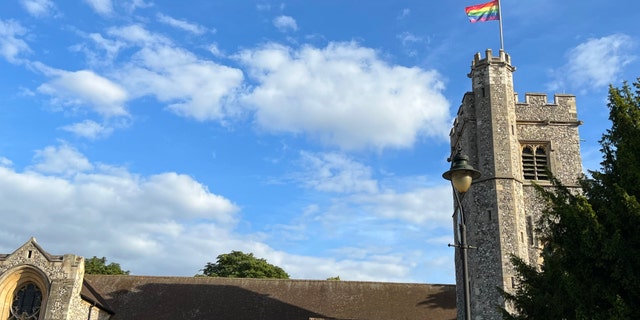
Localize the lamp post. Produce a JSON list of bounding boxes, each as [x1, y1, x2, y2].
[[443, 153, 481, 320]]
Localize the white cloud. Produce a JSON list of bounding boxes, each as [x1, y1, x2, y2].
[[0, 157, 13, 167], [38, 24, 243, 122], [83, 0, 113, 15], [0, 144, 242, 274], [103, 25, 244, 120], [119, 46, 243, 120], [282, 253, 413, 282], [273, 15, 298, 32], [124, 0, 153, 13], [270, 153, 453, 276], [548, 34, 636, 92], [157, 13, 208, 35], [238, 42, 451, 150], [80, 32, 125, 66], [20, 0, 56, 17], [107, 24, 171, 46], [61, 120, 114, 139], [0, 19, 31, 63], [30, 144, 94, 175], [397, 32, 422, 45], [0, 145, 444, 282], [140, 173, 239, 223], [350, 185, 453, 226], [267, 180, 454, 281], [208, 43, 224, 58], [37, 69, 129, 117], [296, 151, 378, 194]]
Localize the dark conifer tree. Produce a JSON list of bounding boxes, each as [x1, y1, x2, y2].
[[502, 79, 640, 319]]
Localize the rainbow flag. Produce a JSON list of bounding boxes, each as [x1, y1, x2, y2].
[[465, 0, 500, 23]]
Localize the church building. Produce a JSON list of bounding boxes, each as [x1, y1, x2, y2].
[[0, 238, 456, 320], [0, 51, 583, 320]]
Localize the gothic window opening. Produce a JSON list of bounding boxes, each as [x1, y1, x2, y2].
[[8, 283, 41, 320], [522, 144, 549, 180]]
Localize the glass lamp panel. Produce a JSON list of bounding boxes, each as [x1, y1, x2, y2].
[[452, 171, 473, 193]]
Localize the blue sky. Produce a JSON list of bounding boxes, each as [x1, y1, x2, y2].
[[0, 0, 637, 284]]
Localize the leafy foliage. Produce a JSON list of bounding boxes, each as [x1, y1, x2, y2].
[[503, 79, 640, 319], [202, 251, 290, 279], [85, 256, 130, 275]]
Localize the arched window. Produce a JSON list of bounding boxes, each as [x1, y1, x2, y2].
[[8, 283, 41, 320], [522, 144, 549, 180]]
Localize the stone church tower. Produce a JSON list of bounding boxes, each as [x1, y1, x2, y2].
[[448, 49, 583, 319]]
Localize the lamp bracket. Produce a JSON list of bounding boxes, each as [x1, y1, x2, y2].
[[448, 244, 478, 250]]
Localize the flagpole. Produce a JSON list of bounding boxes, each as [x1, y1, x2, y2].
[[498, 0, 504, 50]]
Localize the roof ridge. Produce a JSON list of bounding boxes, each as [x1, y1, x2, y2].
[[84, 274, 454, 286]]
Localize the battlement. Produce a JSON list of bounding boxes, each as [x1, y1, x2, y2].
[[471, 49, 512, 68], [515, 92, 579, 122], [515, 92, 575, 108]]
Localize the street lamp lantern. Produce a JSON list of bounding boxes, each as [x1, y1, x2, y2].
[[443, 152, 481, 320], [443, 153, 481, 192]]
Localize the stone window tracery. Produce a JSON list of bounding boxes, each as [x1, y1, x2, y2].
[[8, 283, 41, 320]]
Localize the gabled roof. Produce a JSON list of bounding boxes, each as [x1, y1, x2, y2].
[[85, 275, 456, 320], [0, 237, 63, 262]]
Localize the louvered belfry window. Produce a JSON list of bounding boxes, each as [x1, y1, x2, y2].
[[522, 144, 549, 180]]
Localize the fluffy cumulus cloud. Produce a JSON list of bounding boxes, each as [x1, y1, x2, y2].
[[8, 21, 449, 149], [0, 144, 445, 282], [238, 42, 451, 150], [29, 144, 94, 175], [107, 25, 244, 121], [37, 69, 129, 117], [61, 120, 114, 140], [548, 34, 636, 92], [18, 23, 243, 132], [0, 143, 240, 274]]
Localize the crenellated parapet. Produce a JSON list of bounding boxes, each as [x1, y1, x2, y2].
[[468, 49, 516, 79], [515, 92, 581, 124]]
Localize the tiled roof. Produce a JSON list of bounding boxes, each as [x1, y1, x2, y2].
[[81, 280, 115, 315], [84, 275, 456, 320]]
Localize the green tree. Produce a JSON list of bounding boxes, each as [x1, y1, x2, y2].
[[503, 79, 640, 319], [85, 256, 130, 275], [202, 251, 290, 279]]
